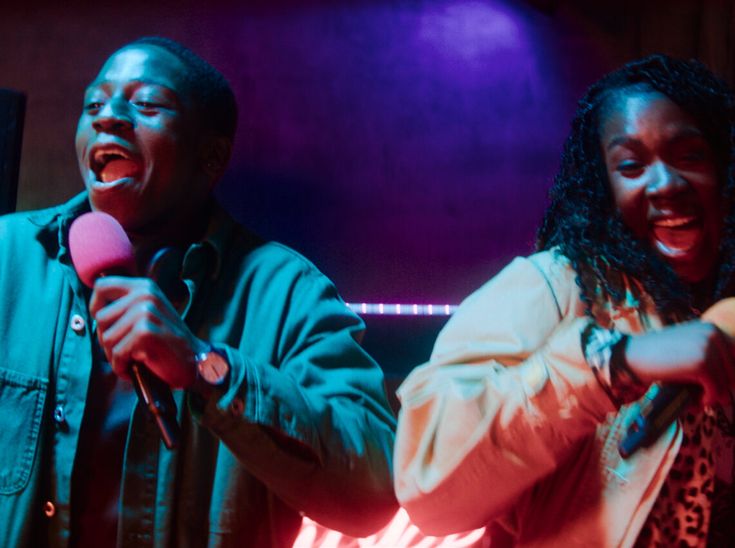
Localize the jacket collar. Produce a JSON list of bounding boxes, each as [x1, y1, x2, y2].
[[26, 191, 232, 283]]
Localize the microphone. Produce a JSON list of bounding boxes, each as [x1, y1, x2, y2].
[[618, 383, 695, 458], [619, 297, 735, 458], [69, 211, 180, 450]]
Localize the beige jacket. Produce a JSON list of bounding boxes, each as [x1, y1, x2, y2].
[[394, 250, 683, 547]]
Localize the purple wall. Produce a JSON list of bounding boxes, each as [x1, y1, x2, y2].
[[1, 1, 618, 304]]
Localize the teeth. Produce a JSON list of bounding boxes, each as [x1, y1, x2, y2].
[[654, 216, 696, 228], [92, 147, 132, 165]]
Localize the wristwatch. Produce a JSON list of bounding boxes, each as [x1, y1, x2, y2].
[[193, 345, 230, 396]]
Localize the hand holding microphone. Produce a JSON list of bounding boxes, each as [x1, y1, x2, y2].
[[69, 212, 202, 450], [618, 300, 735, 458]]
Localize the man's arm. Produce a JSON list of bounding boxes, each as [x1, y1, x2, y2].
[[90, 254, 398, 537], [191, 267, 397, 536]]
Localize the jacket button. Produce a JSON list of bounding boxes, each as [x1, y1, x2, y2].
[[44, 501, 56, 517], [53, 405, 66, 425], [70, 314, 86, 334]]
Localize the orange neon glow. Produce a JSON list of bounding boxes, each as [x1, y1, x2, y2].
[[293, 508, 486, 548]]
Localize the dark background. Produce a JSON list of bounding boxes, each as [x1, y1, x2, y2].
[[2, 0, 734, 389]]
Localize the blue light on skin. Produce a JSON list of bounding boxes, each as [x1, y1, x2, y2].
[[75, 45, 215, 262]]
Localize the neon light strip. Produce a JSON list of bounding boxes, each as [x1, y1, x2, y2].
[[293, 508, 486, 547], [345, 303, 458, 316]]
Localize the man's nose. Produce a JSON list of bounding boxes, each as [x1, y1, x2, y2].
[[645, 161, 688, 197], [92, 99, 133, 133]]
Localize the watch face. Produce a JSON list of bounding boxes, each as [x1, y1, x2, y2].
[[198, 351, 229, 385]]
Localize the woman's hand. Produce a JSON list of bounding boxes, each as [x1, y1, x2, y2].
[[624, 321, 735, 406]]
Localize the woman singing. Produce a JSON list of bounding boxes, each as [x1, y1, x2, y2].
[[394, 55, 735, 546]]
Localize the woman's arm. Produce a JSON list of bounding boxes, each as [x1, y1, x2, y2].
[[394, 254, 617, 535]]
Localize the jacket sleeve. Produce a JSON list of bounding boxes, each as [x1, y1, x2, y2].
[[393, 254, 617, 535], [189, 251, 397, 537]]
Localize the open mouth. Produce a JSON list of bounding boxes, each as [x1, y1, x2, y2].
[[90, 146, 142, 184], [650, 215, 702, 254]]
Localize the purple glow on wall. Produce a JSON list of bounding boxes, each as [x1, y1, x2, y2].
[[196, 0, 598, 303], [2, 0, 609, 304], [418, 2, 524, 64]]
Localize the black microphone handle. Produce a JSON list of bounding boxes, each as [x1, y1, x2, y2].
[[618, 383, 696, 458], [130, 361, 180, 450], [97, 265, 181, 450]]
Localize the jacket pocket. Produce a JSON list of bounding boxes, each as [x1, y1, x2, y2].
[[0, 367, 48, 494]]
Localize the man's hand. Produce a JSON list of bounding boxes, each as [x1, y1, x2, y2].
[[89, 276, 203, 388]]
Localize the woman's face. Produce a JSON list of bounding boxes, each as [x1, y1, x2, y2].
[[600, 88, 724, 283]]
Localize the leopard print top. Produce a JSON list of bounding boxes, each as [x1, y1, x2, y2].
[[635, 405, 735, 547]]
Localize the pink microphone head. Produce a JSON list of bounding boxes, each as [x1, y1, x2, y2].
[[69, 212, 136, 287]]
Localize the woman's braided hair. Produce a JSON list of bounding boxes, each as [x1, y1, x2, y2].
[[536, 54, 735, 323]]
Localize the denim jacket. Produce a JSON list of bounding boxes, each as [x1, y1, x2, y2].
[[394, 250, 681, 547], [0, 193, 397, 548]]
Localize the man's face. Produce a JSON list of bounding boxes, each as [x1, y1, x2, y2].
[[75, 45, 207, 235]]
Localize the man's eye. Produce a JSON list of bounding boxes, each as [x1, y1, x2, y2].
[[134, 101, 161, 109], [85, 102, 104, 111]]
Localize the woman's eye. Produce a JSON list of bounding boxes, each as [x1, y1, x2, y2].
[[681, 150, 705, 163], [617, 160, 643, 174], [84, 102, 104, 111], [134, 101, 160, 109]]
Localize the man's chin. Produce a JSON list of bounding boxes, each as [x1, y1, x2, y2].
[[87, 194, 138, 232]]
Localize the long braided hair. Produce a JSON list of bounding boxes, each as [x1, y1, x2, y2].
[[536, 54, 735, 323]]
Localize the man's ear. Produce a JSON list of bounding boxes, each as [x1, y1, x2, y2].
[[200, 136, 232, 186]]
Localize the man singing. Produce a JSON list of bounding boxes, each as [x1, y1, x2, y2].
[[0, 37, 396, 547]]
